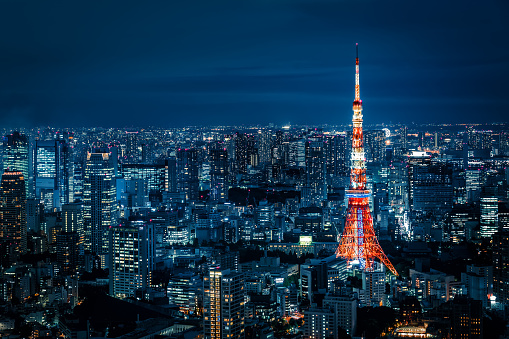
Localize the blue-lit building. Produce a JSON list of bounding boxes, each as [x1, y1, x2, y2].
[[35, 139, 72, 211], [83, 148, 116, 262]]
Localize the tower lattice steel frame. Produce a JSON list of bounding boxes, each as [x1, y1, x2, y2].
[[336, 44, 398, 276]]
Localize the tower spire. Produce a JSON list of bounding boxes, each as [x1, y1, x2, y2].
[[336, 44, 398, 276]]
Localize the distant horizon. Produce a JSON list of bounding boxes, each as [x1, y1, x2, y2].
[[1, 121, 508, 132]]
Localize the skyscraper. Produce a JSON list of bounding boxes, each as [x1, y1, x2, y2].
[[363, 130, 386, 163], [121, 163, 166, 195], [324, 133, 348, 181], [3, 132, 30, 197], [56, 232, 81, 276], [62, 202, 84, 244], [0, 171, 27, 266], [125, 131, 139, 163], [303, 307, 335, 339], [304, 138, 327, 206], [165, 157, 178, 193], [109, 222, 155, 298], [177, 148, 200, 201], [480, 196, 498, 238], [35, 139, 72, 211], [210, 148, 229, 202], [493, 231, 509, 305], [204, 267, 245, 339], [410, 160, 453, 211], [234, 132, 256, 175], [83, 149, 116, 262]]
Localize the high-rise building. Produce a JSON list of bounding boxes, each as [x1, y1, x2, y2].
[[401, 126, 408, 151], [165, 157, 178, 192], [480, 196, 498, 238], [322, 293, 357, 336], [364, 130, 386, 163], [204, 267, 245, 339], [493, 231, 509, 305], [303, 307, 335, 339], [208, 251, 240, 272], [361, 265, 386, 306], [209, 148, 228, 202], [461, 265, 493, 308], [167, 273, 201, 314], [35, 139, 72, 211], [427, 296, 482, 339], [410, 161, 453, 211], [177, 148, 200, 201], [56, 232, 81, 276], [303, 139, 327, 206], [234, 133, 256, 175], [287, 138, 306, 168], [324, 134, 348, 180], [0, 171, 27, 266], [3, 132, 30, 197], [121, 163, 166, 195], [26, 198, 43, 233], [83, 149, 116, 261], [125, 131, 139, 163], [62, 203, 84, 244], [109, 222, 155, 298], [257, 129, 273, 164], [464, 161, 485, 201]]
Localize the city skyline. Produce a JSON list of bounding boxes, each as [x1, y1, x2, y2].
[[1, 0, 508, 128]]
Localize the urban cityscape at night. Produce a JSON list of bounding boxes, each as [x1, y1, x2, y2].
[[1, 0, 509, 338]]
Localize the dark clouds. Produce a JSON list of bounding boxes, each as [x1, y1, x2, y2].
[[0, 0, 508, 127]]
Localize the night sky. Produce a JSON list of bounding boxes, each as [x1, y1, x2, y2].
[[0, 0, 508, 127]]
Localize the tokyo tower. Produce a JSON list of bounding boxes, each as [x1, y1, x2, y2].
[[336, 44, 398, 276]]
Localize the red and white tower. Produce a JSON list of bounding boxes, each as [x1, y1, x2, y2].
[[336, 44, 398, 276]]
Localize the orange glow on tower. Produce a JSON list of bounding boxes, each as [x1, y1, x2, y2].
[[336, 44, 398, 276]]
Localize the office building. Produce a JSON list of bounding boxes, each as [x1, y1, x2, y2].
[[303, 307, 335, 339], [35, 139, 72, 211], [209, 148, 228, 202], [121, 163, 166, 195], [56, 232, 81, 276], [493, 231, 509, 305], [409, 160, 453, 211], [0, 171, 27, 266], [125, 131, 139, 162], [176, 148, 200, 201], [3, 132, 30, 197], [165, 157, 178, 192], [364, 130, 386, 163], [83, 149, 116, 260], [322, 293, 357, 336], [167, 273, 201, 314], [362, 265, 385, 306], [480, 196, 498, 238], [234, 132, 256, 175], [204, 267, 245, 339], [303, 139, 327, 206], [109, 222, 155, 298], [62, 203, 84, 242]]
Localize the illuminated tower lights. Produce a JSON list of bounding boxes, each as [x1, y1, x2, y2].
[[336, 44, 398, 276]]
